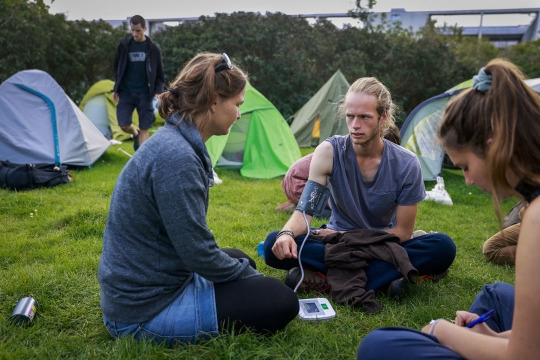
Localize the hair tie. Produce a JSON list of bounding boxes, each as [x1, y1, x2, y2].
[[168, 88, 179, 98], [472, 68, 492, 93]]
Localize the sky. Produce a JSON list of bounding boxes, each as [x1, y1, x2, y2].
[[47, 0, 539, 28]]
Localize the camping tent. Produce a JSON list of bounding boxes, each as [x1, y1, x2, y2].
[[79, 80, 139, 141], [0, 70, 110, 166], [400, 77, 540, 181], [289, 70, 350, 147], [205, 82, 301, 179]]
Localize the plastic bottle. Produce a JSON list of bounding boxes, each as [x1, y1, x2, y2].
[[257, 241, 265, 259]]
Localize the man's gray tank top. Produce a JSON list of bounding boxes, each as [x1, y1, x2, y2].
[[326, 136, 425, 231]]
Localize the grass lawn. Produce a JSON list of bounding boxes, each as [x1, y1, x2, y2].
[[0, 140, 515, 359]]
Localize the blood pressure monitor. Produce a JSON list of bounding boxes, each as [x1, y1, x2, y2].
[[298, 298, 336, 321], [294, 191, 336, 322]]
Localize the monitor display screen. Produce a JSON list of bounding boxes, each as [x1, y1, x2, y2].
[[303, 302, 321, 314]]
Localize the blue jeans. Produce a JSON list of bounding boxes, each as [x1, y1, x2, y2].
[[103, 273, 218, 346], [263, 230, 456, 292], [357, 282, 515, 360]]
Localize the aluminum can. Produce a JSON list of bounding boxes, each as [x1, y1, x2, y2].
[[10, 297, 38, 325]]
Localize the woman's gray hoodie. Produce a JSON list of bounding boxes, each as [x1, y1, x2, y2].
[[98, 116, 260, 323]]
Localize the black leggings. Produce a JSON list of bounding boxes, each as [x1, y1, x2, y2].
[[215, 248, 299, 334]]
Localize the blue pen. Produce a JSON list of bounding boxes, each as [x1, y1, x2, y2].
[[466, 309, 494, 328]]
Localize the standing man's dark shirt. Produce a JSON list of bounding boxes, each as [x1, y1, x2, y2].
[[119, 39, 149, 95]]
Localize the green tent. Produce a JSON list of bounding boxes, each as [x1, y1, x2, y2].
[[400, 77, 540, 181], [447, 79, 473, 92], [205, 82, 301, 179], [289, 70, 350, 147], [79, 80, 139, 141]]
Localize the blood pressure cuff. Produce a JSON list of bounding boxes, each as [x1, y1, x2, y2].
[[296, 180, 330, 216]]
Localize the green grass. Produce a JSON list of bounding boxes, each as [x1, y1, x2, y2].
[[0, 142, 515, 359]]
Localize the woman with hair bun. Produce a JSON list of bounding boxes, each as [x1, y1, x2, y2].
[[98, 53, 298, 346], [357, 58, 540, 359]]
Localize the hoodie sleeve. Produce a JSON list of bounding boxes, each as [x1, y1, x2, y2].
[[154, 46, 165, 95], [113, 42, 122, 83], [150, 144, 261, 283]]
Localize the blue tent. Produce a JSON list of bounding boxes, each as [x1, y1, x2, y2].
[[400, 78, 540, 181], [0, 70, 109, 166]]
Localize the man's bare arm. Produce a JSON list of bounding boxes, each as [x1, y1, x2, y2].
[[272, 142, 334, 260], [307, 142, 333, 185], [386, 203, 417, 241]]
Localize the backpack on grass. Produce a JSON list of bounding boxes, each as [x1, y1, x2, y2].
[[0, 160, 71, 191]]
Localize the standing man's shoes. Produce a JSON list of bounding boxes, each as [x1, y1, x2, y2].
[[133, 130, 141, 151]]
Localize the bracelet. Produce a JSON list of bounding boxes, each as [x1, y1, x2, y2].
[[276, 230, 295, 240], [429, 319, 442, 336]]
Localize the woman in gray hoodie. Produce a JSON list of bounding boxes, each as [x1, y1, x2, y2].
[[98, 53, 298, 346]]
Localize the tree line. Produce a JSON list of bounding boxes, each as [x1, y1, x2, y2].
[[0, 0, 126, 102], [2, 0, 539, 126]]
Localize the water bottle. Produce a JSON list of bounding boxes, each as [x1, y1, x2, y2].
[[257, 241, 265, 259]]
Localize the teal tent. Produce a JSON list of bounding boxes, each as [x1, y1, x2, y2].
[[289, 70, 350, 147], [400, 77, 540, 180], [79, 80, 139, 141], [205, 82, 301, 179]]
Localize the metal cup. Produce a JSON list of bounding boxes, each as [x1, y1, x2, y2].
[[9, 296, 38, 325]]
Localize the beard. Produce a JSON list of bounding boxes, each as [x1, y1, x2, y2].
[[350, 127, 381, 146]]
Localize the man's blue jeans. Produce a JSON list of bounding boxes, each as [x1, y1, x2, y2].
[[263, 230, 456, 292], [357, 282, 515, 360]]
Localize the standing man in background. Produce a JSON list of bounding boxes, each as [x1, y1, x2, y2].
[[113, 15, 165, 150]]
